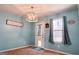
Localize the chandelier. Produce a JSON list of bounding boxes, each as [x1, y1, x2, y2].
[[26, 6, 38, 22]]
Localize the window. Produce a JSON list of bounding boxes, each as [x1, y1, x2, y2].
[[53, 17, 64, 43], [36, 23, 44, 36]]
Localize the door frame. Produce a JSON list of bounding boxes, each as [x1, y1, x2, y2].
[[35, 21, 45, 48]]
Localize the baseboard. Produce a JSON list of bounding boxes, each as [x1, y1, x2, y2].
[[43, 47, 73, 55], [0, 45, 73, 55], [33, 45, 72, 55], [0, 45, 32, 52]]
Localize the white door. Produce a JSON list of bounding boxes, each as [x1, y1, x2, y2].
[[35, 22, 45, 48]]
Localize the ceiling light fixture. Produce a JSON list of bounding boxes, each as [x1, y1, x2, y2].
[[26, 6, 38, 22]]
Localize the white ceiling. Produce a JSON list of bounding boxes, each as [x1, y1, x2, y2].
[[0, 4, 75, 18]]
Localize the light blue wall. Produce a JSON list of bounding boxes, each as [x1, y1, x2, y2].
[[38, 7, 79, 54], [0, 6, 79, 55], [0, 11, 34, 51]]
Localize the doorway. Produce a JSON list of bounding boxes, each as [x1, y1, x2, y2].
[[35, 21, 45, 48]]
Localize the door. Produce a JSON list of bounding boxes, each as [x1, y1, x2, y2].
[[35, 21, 45, 48]]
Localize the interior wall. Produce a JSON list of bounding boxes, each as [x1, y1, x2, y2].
[[38, 7, 79, 54], [0, 11, 34, 51]]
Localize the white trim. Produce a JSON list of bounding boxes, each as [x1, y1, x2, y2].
[[33, 45, 72, 55], [0, 45, 32, 52], [35, 21, 45, 48], [43, 47, 73, 55], [0, 44, 73, 55]]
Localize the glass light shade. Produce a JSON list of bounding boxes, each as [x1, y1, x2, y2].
[[26, 12, 38, 22]]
